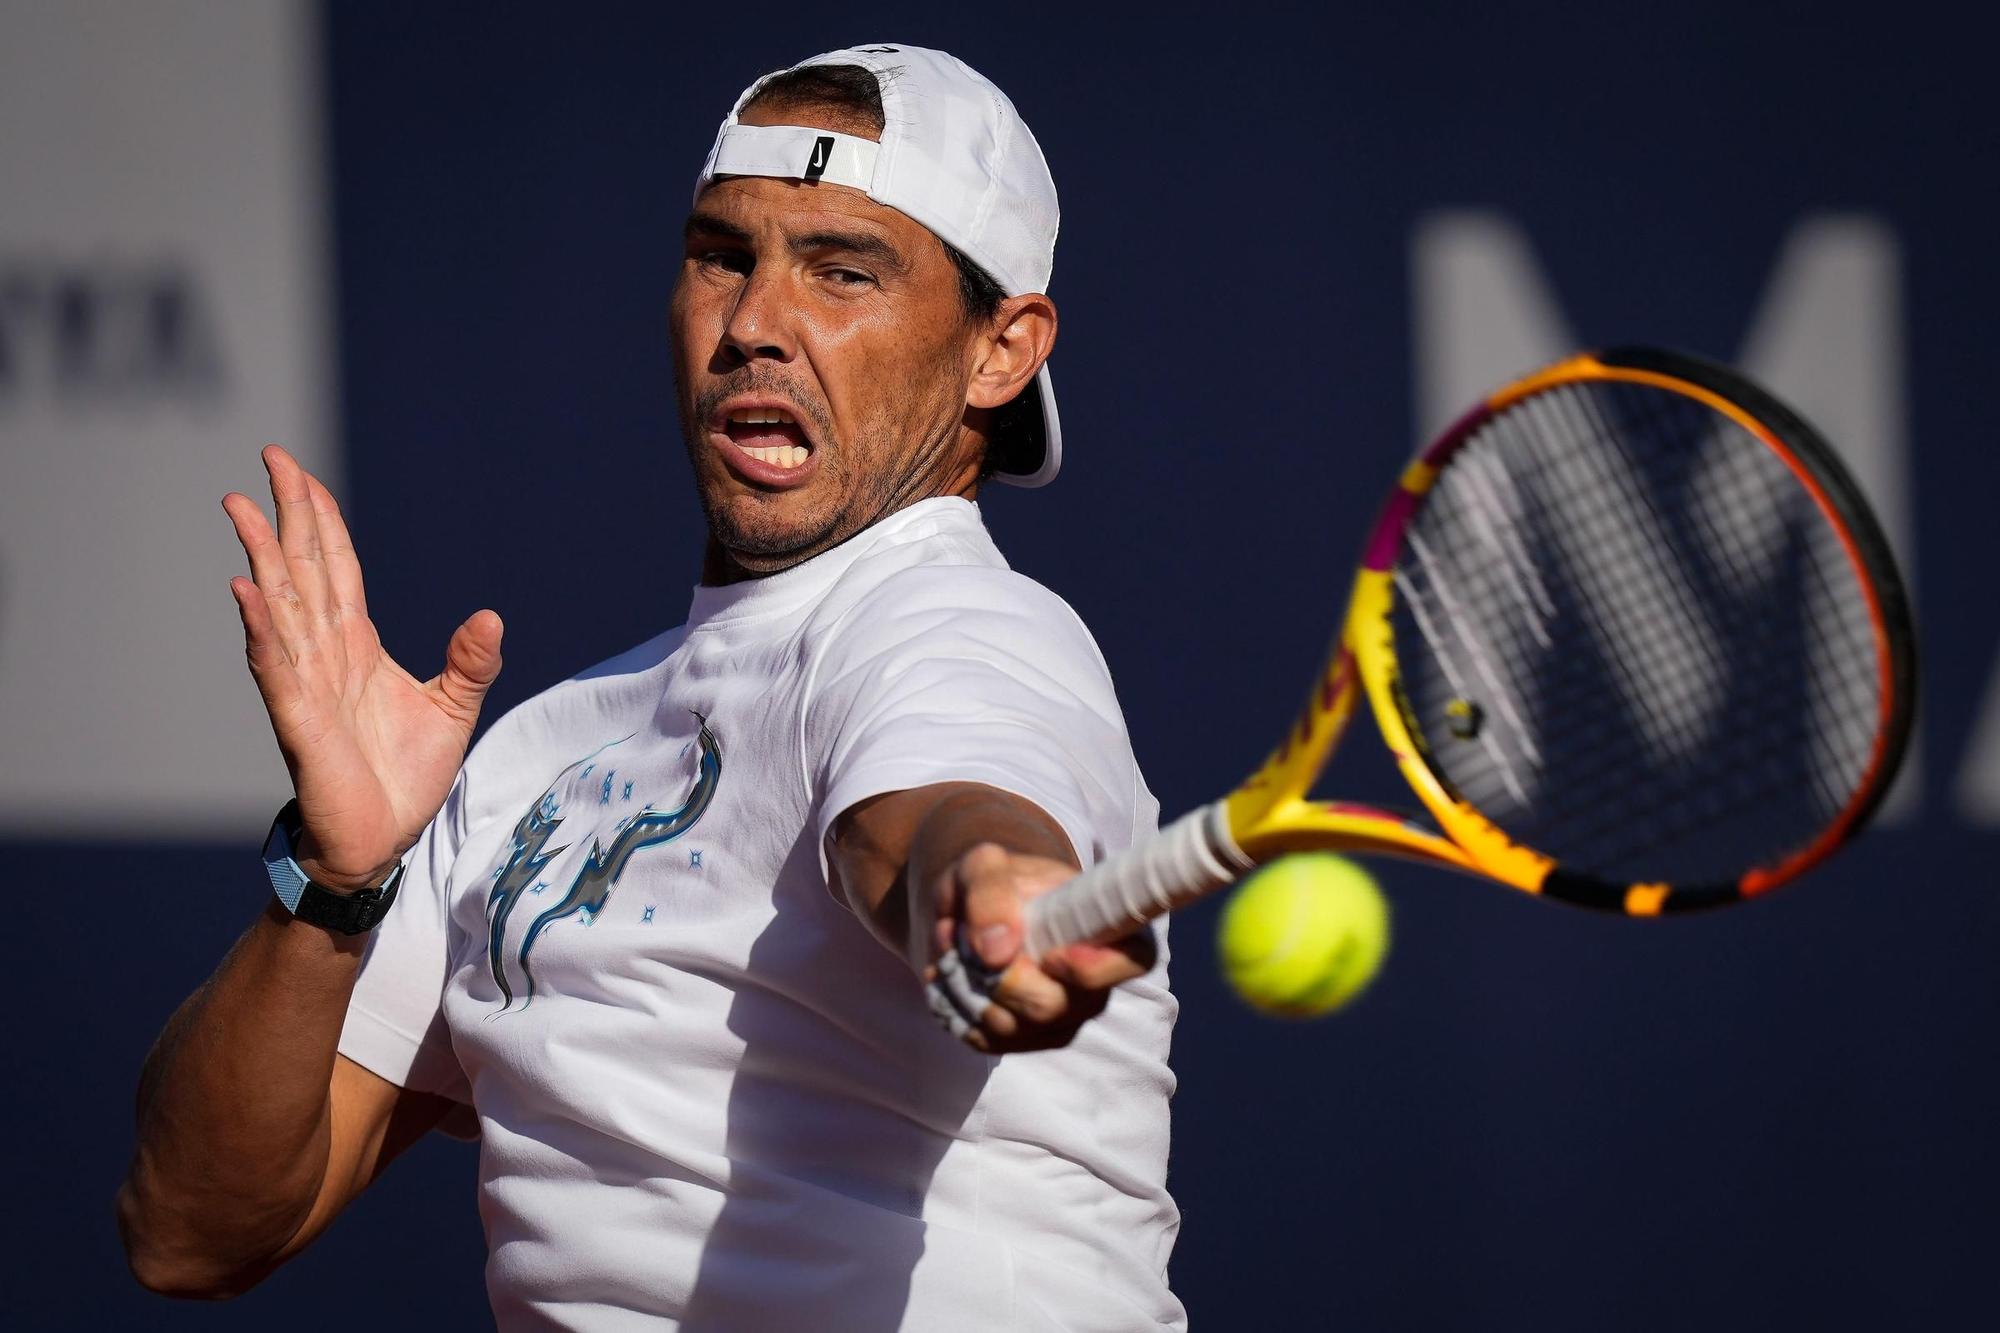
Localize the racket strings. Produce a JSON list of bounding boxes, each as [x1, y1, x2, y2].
[[1390, 378, 1885, 886], [1406, 397, 1739, 790], [1399, 570, 1831, 856], [1505, 402, 1878, 872], [1518, 705, 1842, 870], [1536, 393, 1744, 730], [1444, 395, 1748, 759], [1532, 385, 1877, 868]]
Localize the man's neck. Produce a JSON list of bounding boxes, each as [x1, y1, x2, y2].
[[699, 473, 983, 587]]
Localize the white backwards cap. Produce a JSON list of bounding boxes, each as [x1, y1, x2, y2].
[[695, 44, 1063, 488]]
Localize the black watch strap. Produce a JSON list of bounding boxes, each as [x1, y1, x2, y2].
[[262, 799, 405, 936]]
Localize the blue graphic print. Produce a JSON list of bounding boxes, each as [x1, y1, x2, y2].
[[482, 715, 722, 1009]]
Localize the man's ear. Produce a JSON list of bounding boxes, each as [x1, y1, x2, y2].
[[966, 294, 1057, 411]]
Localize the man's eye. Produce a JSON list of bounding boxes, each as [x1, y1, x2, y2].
[[698, 250, 751, 275], [826, 268, 875, 287]]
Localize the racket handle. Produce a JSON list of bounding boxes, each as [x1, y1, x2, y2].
[[1024, 803, 1256, 956]]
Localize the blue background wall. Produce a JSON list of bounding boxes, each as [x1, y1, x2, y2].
[[18, 3, 1997, 1328]]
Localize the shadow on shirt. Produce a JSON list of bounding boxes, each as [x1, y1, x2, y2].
[[680, 831, 996, 1329]]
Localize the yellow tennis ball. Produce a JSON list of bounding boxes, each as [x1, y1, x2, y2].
[[1217, 853, 1390, 1017]]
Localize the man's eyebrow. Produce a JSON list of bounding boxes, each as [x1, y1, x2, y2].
[[683, 212, 751, 243], [790, 229, 910, 275]]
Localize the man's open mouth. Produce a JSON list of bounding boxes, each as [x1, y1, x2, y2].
[[722, 407, 812, 470]]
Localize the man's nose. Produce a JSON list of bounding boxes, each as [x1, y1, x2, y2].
[[719, 268, 799, 365]]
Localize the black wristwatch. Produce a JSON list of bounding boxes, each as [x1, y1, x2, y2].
[[261, 799, 405, 935]]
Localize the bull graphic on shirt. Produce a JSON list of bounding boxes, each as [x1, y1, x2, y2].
[[483, 715, 722, 1009]]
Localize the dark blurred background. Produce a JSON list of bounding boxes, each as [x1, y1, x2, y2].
[[6, 2, 1995, 1328]]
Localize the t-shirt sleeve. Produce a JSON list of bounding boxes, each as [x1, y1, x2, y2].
[[336, 772, 474, 1106], [805, 565, 1146, 882]]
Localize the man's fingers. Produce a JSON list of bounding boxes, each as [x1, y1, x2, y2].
[[230, 576, 283, 672], [1039, 930, 1158, 991], [432, 610, 504, 721], [974, 968, 1111, 1052], [989, 958, 1073, 1026], [930, 941, 1097, 1034], [958, 842, 1026, 971], [305, 473, 369, 624], [932, 846, 1140, 1052], [230, 576, 305, 720], [263, 444, 333, 625], [930, 847, 1139, 1052], [223, 492, 306, 642]]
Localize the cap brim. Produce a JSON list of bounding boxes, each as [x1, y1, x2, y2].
[[991, 363, 1061, 488]]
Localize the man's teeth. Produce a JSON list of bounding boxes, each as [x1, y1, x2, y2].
[[740, 444, 809, 469], [722, 406, 808, 469]]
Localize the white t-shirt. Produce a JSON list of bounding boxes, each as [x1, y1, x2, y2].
[[338, 497, 1185, 1331]]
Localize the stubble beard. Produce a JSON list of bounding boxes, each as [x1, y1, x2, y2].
[[675, 359, 966, 576]]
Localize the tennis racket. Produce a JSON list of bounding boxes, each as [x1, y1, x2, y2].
[[933, 346, 1917, 1024]]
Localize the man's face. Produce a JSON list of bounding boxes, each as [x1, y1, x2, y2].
[[671, 109, 985, 579]]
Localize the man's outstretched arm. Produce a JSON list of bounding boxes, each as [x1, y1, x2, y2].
[[828, 781, 1155, 1053], [119, 445, 502, 1295]]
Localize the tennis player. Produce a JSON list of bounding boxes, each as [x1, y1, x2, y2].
[[119, 44, 1185, 1330]]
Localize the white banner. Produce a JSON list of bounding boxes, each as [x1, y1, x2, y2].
[[0, 0, 336, 838]]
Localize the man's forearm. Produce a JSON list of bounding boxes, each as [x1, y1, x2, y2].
[[831, 781, 1077, 969], [905, 787, 1077, 896], [118, 901, 364, 1296]]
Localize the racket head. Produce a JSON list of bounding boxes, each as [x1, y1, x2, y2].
[[1010, 346, 1915, 973], [1338, 347, 1916, 913]]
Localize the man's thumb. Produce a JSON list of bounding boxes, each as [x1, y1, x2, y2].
[[960, 848, 1024, 970], [438, 609, 504, 713]]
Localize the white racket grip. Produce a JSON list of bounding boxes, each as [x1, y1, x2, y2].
[[1024, 802, 1255, 956]]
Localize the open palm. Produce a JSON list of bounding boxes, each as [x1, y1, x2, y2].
[[223, 446, 503, 890]]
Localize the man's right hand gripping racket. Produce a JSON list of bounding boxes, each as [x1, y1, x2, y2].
[[932, 347, 1918, 1031]]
